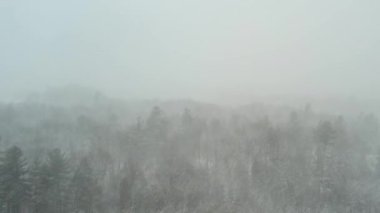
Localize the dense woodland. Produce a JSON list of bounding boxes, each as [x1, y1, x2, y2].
[[0, 94, 380, 213]]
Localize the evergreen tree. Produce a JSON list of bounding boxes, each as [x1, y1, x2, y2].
[[181, 108, 193, 129], [46, 149, 70, 213], [30, 158, 50, 213], [72, 158, 101, 213], [0, 146, 29, 213], [314, 121, 336, 211], [30, 149, 70, 213], [146, 106, 168, 139]]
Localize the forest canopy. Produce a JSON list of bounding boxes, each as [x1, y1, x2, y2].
[[0, 92, 379, 213]]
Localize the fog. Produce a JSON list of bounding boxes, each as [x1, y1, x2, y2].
[[1, 1, 380, 213], [1, 0, 380, 103]]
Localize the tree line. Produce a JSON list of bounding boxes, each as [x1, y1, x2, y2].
[[0, 103, 380, 213], [0, 146, 100, 213]]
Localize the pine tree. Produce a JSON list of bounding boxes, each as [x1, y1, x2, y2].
[[46, 149, 69, 213], [181, 108, 193, 129], [72, 158, 101, 213], [0, 146, 30, 213], [30, 149, 70, 213], [30, 158, 50, 213], [314, 121, 336, 211], [146, 106, 168, 140]]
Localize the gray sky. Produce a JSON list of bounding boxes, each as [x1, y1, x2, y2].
[[1, 0, 379, 103]]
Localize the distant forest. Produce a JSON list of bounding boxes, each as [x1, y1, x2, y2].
[[0, 94, 379, 213]]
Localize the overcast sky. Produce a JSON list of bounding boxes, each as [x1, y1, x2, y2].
[[1, 0, 379, 103]]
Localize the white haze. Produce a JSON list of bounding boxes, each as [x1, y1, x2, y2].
[[1, 0, 380, 104], [2, 2, 380, 213]]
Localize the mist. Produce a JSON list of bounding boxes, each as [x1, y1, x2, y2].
[[1, 0, 380, 103], [1, 1, 380, 213]]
